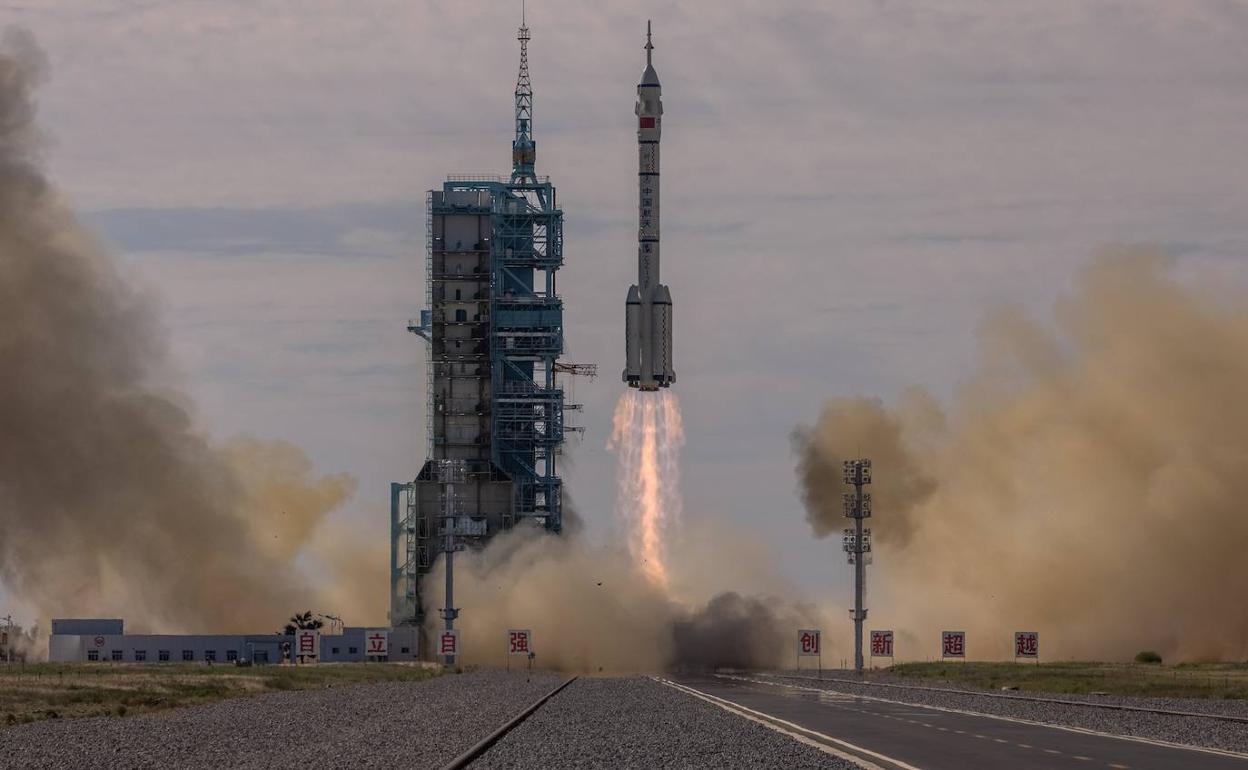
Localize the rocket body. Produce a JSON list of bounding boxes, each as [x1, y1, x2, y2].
[[624, 24, 675, 391]]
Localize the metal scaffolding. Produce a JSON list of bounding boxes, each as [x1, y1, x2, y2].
[[389, 11, 593, 632]]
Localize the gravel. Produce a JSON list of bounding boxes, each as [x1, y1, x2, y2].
[[760, 671, 1248, 755], [0, 668, 564, 770], [472, 677, 856, 769]]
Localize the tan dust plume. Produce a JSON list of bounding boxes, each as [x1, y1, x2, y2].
[[424, 519, 828, 673], [0, 30, 380, 635], [794, 249, 1248, 661]]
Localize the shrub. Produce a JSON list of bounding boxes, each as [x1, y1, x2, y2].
[[1134, 650, 1163, 664]]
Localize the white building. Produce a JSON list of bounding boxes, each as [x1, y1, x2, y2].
[[49, 619, 420, 664]]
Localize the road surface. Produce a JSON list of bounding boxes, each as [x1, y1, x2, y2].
[[664, 674, 1248, 770]]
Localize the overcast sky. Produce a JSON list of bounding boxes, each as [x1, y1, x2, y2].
[[7, 0, 1248, 623]]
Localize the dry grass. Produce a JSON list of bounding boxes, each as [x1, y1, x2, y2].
[[881, 661, 1248, 700], [0, 662, 442, 727]]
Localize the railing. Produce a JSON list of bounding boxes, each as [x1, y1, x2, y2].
[[447, 173, 550, 184]]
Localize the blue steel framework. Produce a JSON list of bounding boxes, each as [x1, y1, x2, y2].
[[390, 13, 570, 628]]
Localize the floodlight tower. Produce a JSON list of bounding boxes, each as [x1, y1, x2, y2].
[[438, 459, 468, 665], [842, 459, 872, 672]]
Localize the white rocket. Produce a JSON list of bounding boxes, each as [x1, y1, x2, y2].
[[624, 21, 675, 391]]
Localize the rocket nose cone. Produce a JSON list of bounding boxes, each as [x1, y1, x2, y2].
[[640, 63, 660, 86]]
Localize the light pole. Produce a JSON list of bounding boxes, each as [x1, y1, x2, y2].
[[438, 459, 467, 666], [841, 459, 872, 672]]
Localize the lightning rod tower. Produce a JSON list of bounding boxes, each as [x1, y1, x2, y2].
[[842, 458, 872, 672]]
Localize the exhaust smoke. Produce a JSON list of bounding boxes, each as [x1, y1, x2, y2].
[[0, 30, 383, 635], [794, 250, 1248, 661]]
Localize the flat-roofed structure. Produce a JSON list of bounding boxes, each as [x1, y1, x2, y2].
[[48, 619, 420, 664]]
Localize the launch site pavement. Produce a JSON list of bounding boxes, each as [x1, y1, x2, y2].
[[0, 669, 851, 770]]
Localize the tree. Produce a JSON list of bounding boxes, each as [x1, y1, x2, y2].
[[280, 611, 324, 636]]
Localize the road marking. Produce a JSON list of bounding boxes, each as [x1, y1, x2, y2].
[[1073, 756, 1092, 762], [1018, 744, 1033, 749], [656, 678, 924, 770], [973, 734, 988, 739], [1045, 749, 1063, 755], [721, 674, 1248, 761], [1108, 764, 1130, 769], [993, 738, 1009, 744]]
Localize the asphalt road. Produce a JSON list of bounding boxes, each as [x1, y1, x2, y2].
[[664, 674, 1248, 770]]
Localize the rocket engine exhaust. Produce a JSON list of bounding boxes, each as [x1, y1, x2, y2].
[[610, 390, 684, 589]]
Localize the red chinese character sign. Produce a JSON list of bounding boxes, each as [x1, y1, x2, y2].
[[508, 629, 532, 656], [870, 630, 894, 658], [366, 630, 388, 657], [295, 629, 320, 664], [941, 631, 965, 659], [439, 629, 459, 658], [798, 629, 821, 657], [1014, 631, 1038, 660]]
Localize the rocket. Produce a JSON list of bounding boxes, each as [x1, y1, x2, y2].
[[623, 21, 675, 391]]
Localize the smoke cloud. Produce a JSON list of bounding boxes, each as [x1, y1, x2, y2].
[[425, 508, 829, 673], [794, 249, 1248, 661], [0, 30, 382, 635]]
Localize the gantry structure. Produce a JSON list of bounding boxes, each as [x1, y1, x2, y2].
[[390, 11, 593, 628]]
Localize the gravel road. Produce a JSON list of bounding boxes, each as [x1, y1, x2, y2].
[[0, 669, 564, 770], [472, 676, 855, 770], [762, 671, 1248, 754]]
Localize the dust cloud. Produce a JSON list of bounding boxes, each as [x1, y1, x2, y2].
[[794, 250, 1248, 661], [424, 519, 828, 673], [0, 30, 383, 636]]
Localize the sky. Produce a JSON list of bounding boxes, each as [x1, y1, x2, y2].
[[5, 0, 1248, 627]]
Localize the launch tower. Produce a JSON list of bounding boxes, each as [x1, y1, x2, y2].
[[390, 12, 589, 628]]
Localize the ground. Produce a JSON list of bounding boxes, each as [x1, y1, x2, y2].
[[878, 661, 1248, 699], [0, 661, 441, 726]]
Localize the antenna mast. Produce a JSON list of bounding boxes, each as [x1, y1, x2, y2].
[[511, 2, 536, 182]]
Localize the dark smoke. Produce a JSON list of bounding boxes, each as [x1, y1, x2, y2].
[[672, 592, 818, 670], [0, 29, 377, 635]]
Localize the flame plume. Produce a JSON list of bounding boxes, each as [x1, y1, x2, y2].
[[610, 390, 684, 589]]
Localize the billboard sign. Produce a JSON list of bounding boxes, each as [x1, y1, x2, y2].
[[941, 631, 965, 659], [508, 629, 532, 656], [295, 629, 320, 663], [1014, 631, 1039, 660], [439, 629, 459, 658], [798, 629, 821, 657], [366, 630, 388, 657], [870, 630, 894, 658]]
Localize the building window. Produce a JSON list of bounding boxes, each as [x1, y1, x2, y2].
[[135, 650, 146, 662], [255, 651, 269, 663], [332, 647, 340, 655], [348, 647, 358, 655], [159, 650, 170, 662], [182, 650, 194, 662], [401, 647, 410, 654], [204, 650, 216, 662], [111, 650, 123, 661], [226, 650, 238, 662], [87, 650, 99, 661]]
